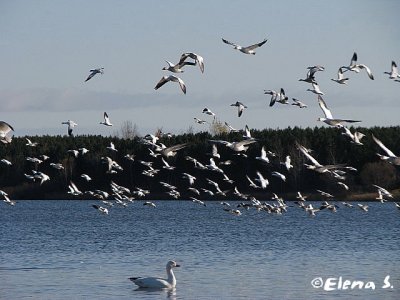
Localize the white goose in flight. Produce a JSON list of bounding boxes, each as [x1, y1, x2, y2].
[[317, 95, 361, 127], [341, 127, 365, 145], [100, 112, 113, 126], [85, 68, 104, 82], [154, 75, 186, 94], [372, 134, 400, 165], [291, 98, 307, 108], [179, 52, 205, 73], [61, 120, 77, 136], [384, 61, 400, 80], [230, 101, 247, 117], [341, 52, 374, 80], [331, 67, 349, 84], [307, 82, 324, 95], [222, 37, 268, 55], [0, 121, 14, 144], [162, 59, 196, 73], [202, 107, 216, 117]]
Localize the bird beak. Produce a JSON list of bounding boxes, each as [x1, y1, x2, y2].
[[175, 264, 181, 267]]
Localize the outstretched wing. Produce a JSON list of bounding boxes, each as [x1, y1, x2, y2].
[[317, 95, 333, 119], [222, 38, 239, 48], [244, 38, 268, 51], [372, 134, 396, 157]]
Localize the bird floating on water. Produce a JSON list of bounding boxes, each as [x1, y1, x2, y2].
[[129, 260, 180, 289]]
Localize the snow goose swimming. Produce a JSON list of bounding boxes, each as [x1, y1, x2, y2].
[[100, 112, 113, 126], [317, 95, 361, 127], [372, 134, 400, 165], [341, 52, 374, 80], [61, 120, 77, 136], [222, 37, 268, 55], [129, 261, 180, 289], [331, 67, 349, 84], [291, 98, 307, 108], [154, 75, 186, 94], [179, 52, 205, 73], [230, 101, 247, 117], [85, 68, 104, 82], [0, 121, 14, 144], [384, 61, 400, 80]]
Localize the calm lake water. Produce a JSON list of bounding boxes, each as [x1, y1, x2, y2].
[[1, 200, 399, 299]]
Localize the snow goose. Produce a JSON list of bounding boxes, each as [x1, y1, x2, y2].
[[194, 117, 208, 124], [202, 107, 216, 117], [341, 52, 374, 80], [129, 261, 180, 289], [162, 59, 195, 73], [255, 171, 269, 189], [331, 67, 349, 84], [80, 174, 92, 181], [222, 37, 268, 55], [61, 120, 77, 136], [255, 146, 270, 164], [317, 95, 361, 127], [155, 75, 186, 94], [384, 61, 400, 80], [230, 101, 247, 117], [161, 143, 188, 158], [372, 134, 400, 165], [306, 82, 324, 95], [85, 68, 104, 82], [341, 127, 365, 145], [265, 88, 288, 106], [107, 142, 118, 152], [179, 52, 204, 73], [298, 65, 324, 84], [357, 204, 369, 212], [271, 171, 286, 182], [100, 112, 113, 126], [291, 98, 307, 108], [0, 159, 12, 166], [92, 204, 109, 215], [143, 201, 156, 208], [26, 138, 38, 147], [0, 121, 14, 144]]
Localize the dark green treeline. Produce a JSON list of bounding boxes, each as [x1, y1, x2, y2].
[[0, 126, 399, 200]]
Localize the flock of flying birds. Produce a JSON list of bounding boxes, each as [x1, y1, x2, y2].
[[1, 37, 400, 217]]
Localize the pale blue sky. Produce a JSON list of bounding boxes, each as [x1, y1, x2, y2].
[[1, 0, 399, 136]]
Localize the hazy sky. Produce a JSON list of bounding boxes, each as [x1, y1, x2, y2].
[[1, 0, 399, 137]]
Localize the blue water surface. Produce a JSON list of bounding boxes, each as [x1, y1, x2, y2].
[[1, 200, 399, 299]]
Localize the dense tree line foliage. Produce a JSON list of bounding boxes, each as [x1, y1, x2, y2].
[[0, 126, 399, 200]]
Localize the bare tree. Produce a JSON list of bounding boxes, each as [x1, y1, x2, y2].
[[115, 121, 139, 140]]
